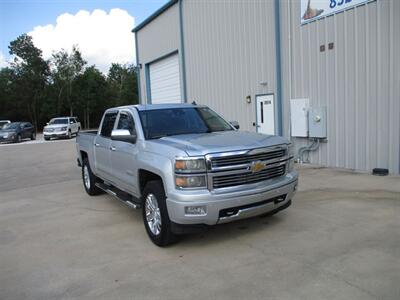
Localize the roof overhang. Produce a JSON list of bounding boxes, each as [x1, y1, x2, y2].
[[132, 0, 179, 33]]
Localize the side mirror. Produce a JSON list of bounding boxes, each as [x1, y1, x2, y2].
[[111, 129, 137, 144], [46, 122, 49, 125], [230, 121, 240, 130], [70, 121, 74, 124]]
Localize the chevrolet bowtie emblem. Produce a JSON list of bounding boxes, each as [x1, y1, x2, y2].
[[249, 161, 265, 173]]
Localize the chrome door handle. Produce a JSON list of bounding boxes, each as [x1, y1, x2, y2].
[[110, 146, 116, 151], [94, 143, 100, 147]]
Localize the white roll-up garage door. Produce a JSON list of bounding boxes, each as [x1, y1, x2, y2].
[[149, 53, 182, 103]]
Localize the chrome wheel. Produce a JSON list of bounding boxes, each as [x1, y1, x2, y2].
[[68, 131, 71, 139], [145, 193, 162, 236], [83, 165, 91, 189]]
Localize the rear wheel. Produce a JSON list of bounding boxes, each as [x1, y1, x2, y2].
[[142, 180, 176, 247], [82, 157, 103, 196], [14, 134, 21, 143]]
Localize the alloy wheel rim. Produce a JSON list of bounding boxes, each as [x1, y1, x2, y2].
[[83, 165, 90, 189], [145, 193, 162, 236]]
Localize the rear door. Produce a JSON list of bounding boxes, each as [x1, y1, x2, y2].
[[94, 112, 118, 182], [22, 123, 33, 138], [110, 110, 139, 195]]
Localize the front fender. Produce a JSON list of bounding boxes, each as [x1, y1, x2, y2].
[[137, 151, 175, 197]]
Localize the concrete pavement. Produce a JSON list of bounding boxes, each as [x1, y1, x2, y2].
[[0, 141, 399, 300]]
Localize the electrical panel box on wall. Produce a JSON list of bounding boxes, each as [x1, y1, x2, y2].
[[309, 107, 327, 138], [290, 98, 309, 137]]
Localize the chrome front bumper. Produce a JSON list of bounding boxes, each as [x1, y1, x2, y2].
[[166, 171, 298, 226], [43, 131, 68, 137]]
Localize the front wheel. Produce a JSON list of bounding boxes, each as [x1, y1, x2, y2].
[[82, 158, 103, 196], [142, 180, 176, 247], [67, 130, 72, 139]]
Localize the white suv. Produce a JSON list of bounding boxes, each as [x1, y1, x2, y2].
[[43, 117, 81, 140]]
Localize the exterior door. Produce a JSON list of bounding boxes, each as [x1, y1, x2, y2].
[[110, 111, 139, 196], [94, 112, 117, 181], [256, 94, 275, 135], [149, 53, 182, 103]]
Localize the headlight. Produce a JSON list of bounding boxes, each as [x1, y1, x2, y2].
[[288, 143, 295, 159], [60, 126, 67, 131], [287, 143, 295, 171], [175, 158, 206, 173], [175, 175, 206, 189], [3, 133, 9, 138]]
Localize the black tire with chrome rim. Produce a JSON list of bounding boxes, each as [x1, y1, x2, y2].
[[142, 180, 176, 247], [82, 157, 103, 196]]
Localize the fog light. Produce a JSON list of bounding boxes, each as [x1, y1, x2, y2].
[[185, 206, 207, 216]]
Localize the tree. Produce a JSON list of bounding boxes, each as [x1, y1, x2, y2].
[[73, 66, 108, 129], [107, 63, 138, 106], [52, 46, 86, 116], [8, 34, 50, 130]]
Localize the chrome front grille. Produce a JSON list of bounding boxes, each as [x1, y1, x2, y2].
[[212, 164, 286, 189], [206, 145, 288, 190], [211, 149, 285, 168]]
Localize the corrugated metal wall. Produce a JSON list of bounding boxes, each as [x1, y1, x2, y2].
[[182, 0, 278, 129], [136, 3, 180, 103], [281, 0, 400, 173]]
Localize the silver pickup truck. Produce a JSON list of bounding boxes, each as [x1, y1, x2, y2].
[[76, 103, 298, 246]]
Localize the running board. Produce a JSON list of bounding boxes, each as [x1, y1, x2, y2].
[[95, 182, 141, 209]]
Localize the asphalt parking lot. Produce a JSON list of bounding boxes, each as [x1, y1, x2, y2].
[[0, 140, 399, 300]]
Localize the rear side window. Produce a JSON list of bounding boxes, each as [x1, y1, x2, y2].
[[100, 112, 118, 137], [117, 112, 135, 135]]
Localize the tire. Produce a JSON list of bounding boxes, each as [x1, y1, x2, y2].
[[142, 180, 176, 247], [31, 132, 36, 140], [67, 130, 72, 139], [15, 134, 21, 143], [82, 157, 103, 196], [44, 137, 50, 141]]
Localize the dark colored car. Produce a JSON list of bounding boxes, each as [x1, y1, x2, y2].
[[0, 122, 36, 143]]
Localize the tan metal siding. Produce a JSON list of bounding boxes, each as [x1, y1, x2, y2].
[[136, 3, 180, 103], [182, 0, 278, 130], [281, 0, 400, 173]]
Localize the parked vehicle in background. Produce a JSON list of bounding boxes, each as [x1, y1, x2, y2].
[[76, 104, 298, 246], [43, 117, 81, 140], [0, 120, 11, 129], [0, 122, 36, 143]]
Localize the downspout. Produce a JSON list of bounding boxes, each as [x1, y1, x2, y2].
[[179, 0, 188, 102], [134, 32, 142, 104], [274, 0, 283, 136]]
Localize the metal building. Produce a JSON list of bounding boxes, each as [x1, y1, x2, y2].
[[133, 0, 400, 174]]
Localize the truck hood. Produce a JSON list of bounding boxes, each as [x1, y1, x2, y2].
[[149, 131, 289, 156]]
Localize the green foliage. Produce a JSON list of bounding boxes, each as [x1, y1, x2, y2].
[[0, 34, 139, 130]]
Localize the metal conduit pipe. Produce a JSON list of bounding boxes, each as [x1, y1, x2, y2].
[[297, 139, 320, 164]]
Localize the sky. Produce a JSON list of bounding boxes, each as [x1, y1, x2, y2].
[[0, 0, 170, 72]]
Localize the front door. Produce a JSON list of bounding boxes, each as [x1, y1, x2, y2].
[[110, 111, 139, 196], [256, 94, 275, 135]]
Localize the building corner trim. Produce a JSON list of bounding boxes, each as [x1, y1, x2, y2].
[[179, 0, 188, 103], [274, 0, 283, 136], [134, 33, 142, 104]]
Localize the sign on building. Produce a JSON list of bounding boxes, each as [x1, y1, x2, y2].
[[301, 0, 372, 24]]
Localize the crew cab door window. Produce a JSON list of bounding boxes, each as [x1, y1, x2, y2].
[[100, 112, 118, 138], [117, 112, 135, 135]]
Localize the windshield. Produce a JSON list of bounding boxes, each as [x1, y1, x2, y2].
[[139, 107, 233, 139], [3, 123, 20, 130], [49, 118, 68, 125]]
